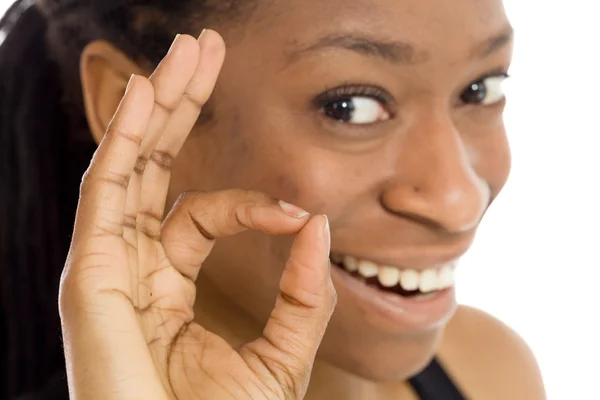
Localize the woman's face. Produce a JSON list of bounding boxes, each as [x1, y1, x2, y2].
[[166, 0, 513, 380]]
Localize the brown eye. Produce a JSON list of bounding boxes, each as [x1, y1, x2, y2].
[[322, 97, 389, 124], [460, 75, 508, 105], [323, 98, 355, 122], [461, 81, 487, 104]]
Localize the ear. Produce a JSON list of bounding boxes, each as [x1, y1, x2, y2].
[[80, 41, 146, 144]]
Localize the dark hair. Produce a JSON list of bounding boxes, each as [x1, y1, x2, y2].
[[0, 0, 249, 397]]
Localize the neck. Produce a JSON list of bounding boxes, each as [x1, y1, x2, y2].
[[305, 360, 418, 400], [193, 272, 419, 400]]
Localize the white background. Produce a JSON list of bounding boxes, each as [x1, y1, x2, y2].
[[2, 0, 599, 398]]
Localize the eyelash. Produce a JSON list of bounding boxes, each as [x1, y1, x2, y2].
[[314, 84, 394, 112], [311, 69, 510, 127]]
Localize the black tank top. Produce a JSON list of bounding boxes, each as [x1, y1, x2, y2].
[[20, 357, 466, 399], [408, 358, 467, 400]]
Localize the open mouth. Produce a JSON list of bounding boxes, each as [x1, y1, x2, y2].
[[330, 253, 456, 299]]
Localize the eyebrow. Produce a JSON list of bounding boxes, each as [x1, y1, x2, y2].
[[288, 25, 514, 65], [293, 34, 420, 64], [470, 25, 514, 59]]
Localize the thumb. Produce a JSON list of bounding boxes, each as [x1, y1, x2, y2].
[[241, 215, 336, 399]]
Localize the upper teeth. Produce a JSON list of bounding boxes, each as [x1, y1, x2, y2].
[[339, 255, 456, 293]]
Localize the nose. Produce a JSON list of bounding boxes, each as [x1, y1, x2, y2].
[[381, 110, 490, 234]]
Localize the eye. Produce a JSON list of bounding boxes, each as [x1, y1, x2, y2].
[[316, 84, 393, 125], [322, 96, 389, 124], [460, 74, 509, 105]]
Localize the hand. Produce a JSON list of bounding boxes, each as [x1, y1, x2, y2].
[[59, 30, 336, 400]]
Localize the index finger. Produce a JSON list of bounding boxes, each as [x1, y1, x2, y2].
[[160, 190, 311, 281]]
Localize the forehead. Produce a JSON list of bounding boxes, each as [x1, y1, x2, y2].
[[250, 0, 510, 59]]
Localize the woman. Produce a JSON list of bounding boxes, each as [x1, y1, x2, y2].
[[0, 0, 546, 398]]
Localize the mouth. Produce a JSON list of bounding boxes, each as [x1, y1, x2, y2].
[[329, 252, 458, 332], [330, 253, 456, 298]]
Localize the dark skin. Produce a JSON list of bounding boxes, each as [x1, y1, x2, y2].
[[65, 0, 545, 398]]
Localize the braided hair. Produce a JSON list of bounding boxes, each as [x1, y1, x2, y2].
[[0, 1, 250, 397]]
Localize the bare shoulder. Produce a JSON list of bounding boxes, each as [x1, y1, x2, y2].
[[438, 305, 547, 400]]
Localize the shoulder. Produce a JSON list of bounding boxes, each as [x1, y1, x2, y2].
[[438, 305, 546, 400]]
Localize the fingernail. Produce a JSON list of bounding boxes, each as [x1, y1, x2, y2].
[[167, 34, 181, 54], [125, 74, 135, 94], [322, 215, 331, 255], [279, 200, 309, 219], [198, 28, 207, 40]]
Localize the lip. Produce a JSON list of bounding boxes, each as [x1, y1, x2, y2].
[[331, 263, 457, 333]]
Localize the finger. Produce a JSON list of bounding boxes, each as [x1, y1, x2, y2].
[[122, 33, 201, 245], [143, 191, 310, 356], [73, 75, 154, 241], [137, 30, 226, 238], [160, 190, 310, 283], [241, 215, 335, 399]]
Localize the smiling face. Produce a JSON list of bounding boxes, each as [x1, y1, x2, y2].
[[165, 0, 513, 381]]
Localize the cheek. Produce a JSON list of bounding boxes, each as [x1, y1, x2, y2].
[[470, 129, 511, 198], [165, 116, 255, 208], [241, 145, 351, 216], [200, 119, 352, 216], [166, 102, 370, 224]]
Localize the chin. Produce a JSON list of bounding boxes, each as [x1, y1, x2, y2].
[[318, 319, 445, 382]]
